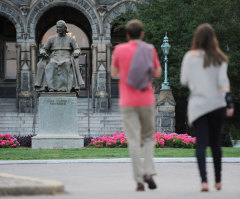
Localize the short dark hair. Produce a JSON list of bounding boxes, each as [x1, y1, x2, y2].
[[125, 19, 144, 39]]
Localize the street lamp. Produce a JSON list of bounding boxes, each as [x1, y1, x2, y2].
[[161, 32, 171, 90]]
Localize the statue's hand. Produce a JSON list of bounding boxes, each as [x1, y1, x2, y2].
[[73, 50, 80, 58], [40, 50, 48, 58]]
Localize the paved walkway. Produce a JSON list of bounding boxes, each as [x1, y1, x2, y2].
[[0, 173, 64, 196], [0, 161, 239, 199], [0, 157, 240, 165]]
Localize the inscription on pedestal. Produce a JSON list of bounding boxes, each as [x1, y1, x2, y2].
[[38, 95, 78, 136]]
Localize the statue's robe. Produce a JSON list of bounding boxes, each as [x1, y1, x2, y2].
[[35, 34, 84, 92]]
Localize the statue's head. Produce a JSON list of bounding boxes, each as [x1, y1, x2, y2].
[[56, 20, 68, 35]]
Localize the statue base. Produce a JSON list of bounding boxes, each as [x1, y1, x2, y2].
[[32, 93, 83, 149], [32, 135, 84, 149], [156, 89, 176, 133]]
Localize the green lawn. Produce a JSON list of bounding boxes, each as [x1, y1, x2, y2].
[[0, 147, 240, 160]]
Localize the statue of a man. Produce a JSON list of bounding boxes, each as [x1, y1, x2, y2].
[[35, 20, 84, 92]]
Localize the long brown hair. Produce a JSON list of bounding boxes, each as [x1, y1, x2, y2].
[[191, 23, 229, 67]]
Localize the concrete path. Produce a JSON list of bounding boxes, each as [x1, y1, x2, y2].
[[0, 173, 64, 196], [0, 157, 240, 164], [0, 162, 239, 199]]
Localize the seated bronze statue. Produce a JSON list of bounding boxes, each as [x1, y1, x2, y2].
[[35, 20, 84, 92]]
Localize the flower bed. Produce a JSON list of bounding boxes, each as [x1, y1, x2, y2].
[[155, 132, 196, 148], [89, 132, 196, 148], [89, 132, 128, 148], [0, 134, 20, 148]]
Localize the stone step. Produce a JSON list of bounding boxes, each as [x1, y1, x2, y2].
[[0, 98, 120, 113], [77, 120, 122, 123], [0, 127, 34, 132], [0, 105, 18, 111], [0, 121, 23, 124], [0, 113, 121, 118], [0, 110, 18, 113], [0, 98, 17, 113], [0, 102, 17, 106], [0, 98, 123, 137], [0, 98, 16, 102]]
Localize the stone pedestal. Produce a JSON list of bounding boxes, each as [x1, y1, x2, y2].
[[156, 89, 176, 133], [32, 93, 83, 149]]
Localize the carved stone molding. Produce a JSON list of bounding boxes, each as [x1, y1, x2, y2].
[[0, 2, 24, 40], [20, 4, 29, 16], [27, 0, 101, 40]]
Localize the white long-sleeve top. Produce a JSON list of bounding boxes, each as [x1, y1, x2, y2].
[[180, 50, 229, 125]]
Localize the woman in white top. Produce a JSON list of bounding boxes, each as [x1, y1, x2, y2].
[[180, 23, 234, 192]]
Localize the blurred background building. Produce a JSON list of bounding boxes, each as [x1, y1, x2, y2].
[[0, 0, 139, 112], [0, 0, 175, 138]]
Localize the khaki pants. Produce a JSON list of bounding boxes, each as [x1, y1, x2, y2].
[[120, 106, 156, 184]]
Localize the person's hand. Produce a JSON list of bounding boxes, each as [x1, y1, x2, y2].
[[226, 108, 234, 117]]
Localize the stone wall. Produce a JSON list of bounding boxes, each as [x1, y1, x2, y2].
[[0, 112, 124, 138]]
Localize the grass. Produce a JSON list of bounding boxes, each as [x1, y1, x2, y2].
[[0, 147, 240, 160]]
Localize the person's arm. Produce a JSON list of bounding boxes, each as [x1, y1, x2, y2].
[[153, 66, 161, 78], [218, 62, 230, 92], [111, 48, 120, 78], [180, 53, 189, 87], [218, 62, 234, 117], [152, 48, 161, 79], [111, 65, 120, 78], [225, 92, 234, 117]]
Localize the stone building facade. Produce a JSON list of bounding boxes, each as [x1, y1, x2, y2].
[[0, 0, 139, 113], [0, 0, 176, 136]]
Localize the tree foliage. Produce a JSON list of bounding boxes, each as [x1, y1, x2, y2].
[[117, 0, 240, 135]]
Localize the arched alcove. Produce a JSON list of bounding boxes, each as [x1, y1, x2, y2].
[[0, 16, 17, 98], [110, 21, 126, 98], [41, 24, 90, 48], [35, 6, 92, 46], [27, 0, 100, 41], [35, 6, 93, 96]]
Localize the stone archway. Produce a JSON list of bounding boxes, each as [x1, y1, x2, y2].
[[101, 1, 137, 100], [27, 0, 101, 41], [103, 1, 137, 40], [34, 6, 92, 46], [0, 2, 25, 99], [0, 1, 24, 41], [34, 6, 93, 97]]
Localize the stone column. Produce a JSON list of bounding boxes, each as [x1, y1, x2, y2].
[[18, 42, 34, 113], [106, 43, 112, 108], [30, 43, 37, 111], [156, 89, 176, 133], [16, 43, 21, 108], [93, 42, 110, 112], [91, 44, 97, 110], [30, 43, 37, 87]]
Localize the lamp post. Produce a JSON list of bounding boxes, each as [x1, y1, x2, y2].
[[161, 32, 171, 90], [156, 32, 175, 134]]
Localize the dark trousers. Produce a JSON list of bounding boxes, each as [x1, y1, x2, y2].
[[193, 107, 226, 183]]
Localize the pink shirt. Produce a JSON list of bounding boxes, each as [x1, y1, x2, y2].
[[112, 41, 161, 107]]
